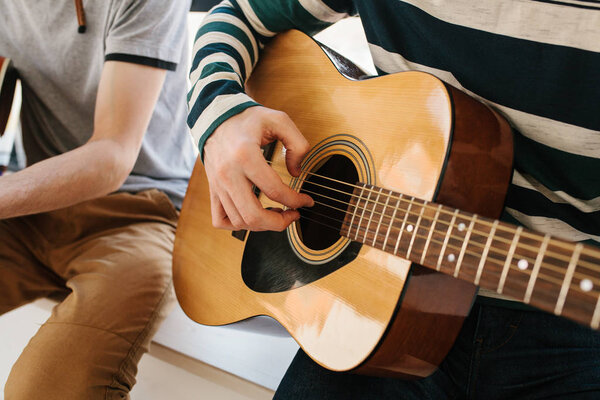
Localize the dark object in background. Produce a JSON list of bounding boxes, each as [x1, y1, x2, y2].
[[191, 0, 221, 11]]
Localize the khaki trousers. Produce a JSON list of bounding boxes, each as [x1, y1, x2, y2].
[[1, 189, 179, 399]]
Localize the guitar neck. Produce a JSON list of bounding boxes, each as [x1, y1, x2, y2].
[[340, 182, 600, 329]]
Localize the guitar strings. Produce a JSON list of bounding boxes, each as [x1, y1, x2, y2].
[[251, 161, 600, 312], [301, 209, 597, 296], [298, 184, 600, 273], [268, 168, 600, 271], [295, 207, 598, 299], [265, 160, 600, 260], [298, 198, 596, 286]]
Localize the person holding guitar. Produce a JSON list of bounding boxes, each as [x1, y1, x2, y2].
[[188, 0, 600, 398], [0, 1, 196, 398]]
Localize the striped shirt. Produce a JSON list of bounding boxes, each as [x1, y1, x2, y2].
[[187, 0, 600, 249]]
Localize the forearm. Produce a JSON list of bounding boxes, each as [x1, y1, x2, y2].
[[0, 60, 168, 219], [0, 138, 133, 219]]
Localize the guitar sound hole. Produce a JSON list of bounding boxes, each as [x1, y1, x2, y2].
[[298, 155, 358, 251]]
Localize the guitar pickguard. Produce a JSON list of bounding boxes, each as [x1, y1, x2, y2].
[[241, 229, 362, 293]]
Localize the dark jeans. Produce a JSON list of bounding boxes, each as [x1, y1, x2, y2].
[[274, 298, 600, 399]]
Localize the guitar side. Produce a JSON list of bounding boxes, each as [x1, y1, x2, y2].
[[173, 30, 513, 377]]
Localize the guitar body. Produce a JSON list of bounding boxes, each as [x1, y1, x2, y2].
[[173, 30, 513, 378]]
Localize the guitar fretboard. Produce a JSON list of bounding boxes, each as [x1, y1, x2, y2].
[[340, 183, 600, 329]]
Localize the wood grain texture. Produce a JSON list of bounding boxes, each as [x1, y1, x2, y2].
[[173, 30, 511, 376], [353, 83, 513, 377]]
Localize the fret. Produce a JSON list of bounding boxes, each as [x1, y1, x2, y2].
[[373, 189, 393, 247], [436, 209, 459, 271], [548, 247, 600, 327], [406, 201, 436, 264], [454, 214, 477, 278], [555, 243, 583, 316], [419, 204, 454, 269], [500, 231, 549, 302], [454, 217, 495, 285], [567, 250, 600, 327], [363, 187, 383, 243], [341, 183, 600, 332], [348, 185, 365, 240], [475, 220, 498, 285], [420, 204, 442, 265], [473, 222, 518, 291], [435, 212, 479, 279], [382, 194, 402, 251], [497, 226, 522, 294], [354, 186, 373, 241], [406, 200, 427, 259], [524, 241, 571, 312], [524, 234, 551, 304], [394, 197, 424, 258], [394, 198, 413, 255]]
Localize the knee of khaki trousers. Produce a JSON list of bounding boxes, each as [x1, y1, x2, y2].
[[5, 324, 136, 399], [4, 222, 176, 400]]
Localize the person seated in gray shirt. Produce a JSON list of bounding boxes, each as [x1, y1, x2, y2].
[[0, 1, 196, 398]]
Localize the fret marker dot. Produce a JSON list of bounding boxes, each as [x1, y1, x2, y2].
[[458, 223, 466, 232], [581, 279, 593, 292], [517, 259, 529, 270], [447, 254, 456, 262], [406, 224, 414, 232]]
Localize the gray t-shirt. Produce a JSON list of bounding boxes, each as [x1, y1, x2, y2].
[[0, 0, 195, 208]]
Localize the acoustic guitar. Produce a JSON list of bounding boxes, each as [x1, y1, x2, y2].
[[173, 30, 600, 378]]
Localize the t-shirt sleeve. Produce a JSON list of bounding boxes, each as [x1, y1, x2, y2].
[[105, 0, 191, 71]]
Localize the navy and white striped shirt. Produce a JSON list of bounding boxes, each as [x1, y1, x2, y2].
[[188, 0, 600, 250]]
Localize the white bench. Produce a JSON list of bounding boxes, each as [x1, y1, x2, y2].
[[153, 305, 298, 390]]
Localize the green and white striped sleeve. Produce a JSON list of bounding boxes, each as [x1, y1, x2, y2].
[[187, 0, 356, 159]]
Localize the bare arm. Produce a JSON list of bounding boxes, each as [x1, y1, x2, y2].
[[0, 61, 166, 219]]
